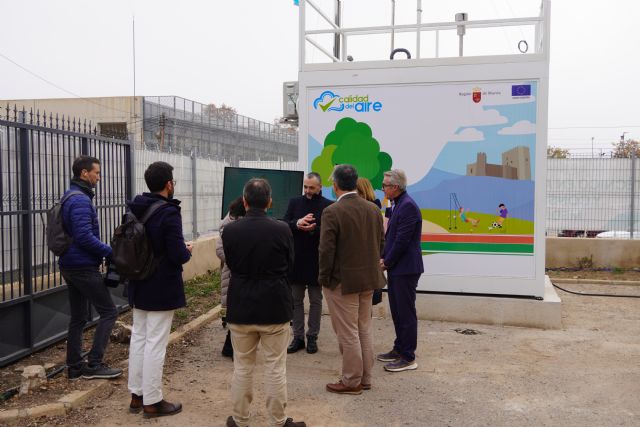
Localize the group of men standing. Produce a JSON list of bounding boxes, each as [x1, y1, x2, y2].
[[222, 164, 424, 426], [59, 156, 191, 418], [57, 155, 423, 427]]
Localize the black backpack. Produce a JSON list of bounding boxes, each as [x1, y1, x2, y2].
[[46, 190, 85, 256], [111, 200, 167, 281]]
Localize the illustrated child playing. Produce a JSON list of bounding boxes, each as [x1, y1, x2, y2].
[[489, 203, 508, 230], [459, 207, 480, 227]]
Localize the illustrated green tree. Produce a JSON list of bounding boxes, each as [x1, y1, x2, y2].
[[311, 118, 393, 189]]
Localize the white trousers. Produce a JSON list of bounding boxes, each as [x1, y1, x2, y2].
[[128, 308, 174, 405]]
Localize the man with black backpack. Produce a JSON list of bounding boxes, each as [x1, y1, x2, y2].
[[57, 156, 122, 381], [125, 161, 192, 418]]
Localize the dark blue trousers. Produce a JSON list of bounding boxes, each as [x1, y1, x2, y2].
[[61, 267, 117, 368], [387, 274, 420, 362]]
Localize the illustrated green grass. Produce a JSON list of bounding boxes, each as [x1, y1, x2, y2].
[[420, 209, 535, 235]]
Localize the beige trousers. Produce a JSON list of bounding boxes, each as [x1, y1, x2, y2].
[[229, 322, 290, 427], [323, 285, 374, 388]]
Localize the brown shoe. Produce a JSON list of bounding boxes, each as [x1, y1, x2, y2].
[[129, 393, 143, 413], [326, 380, 363, 395], [361, 383, 372, 390], [143, 399, 182, 418]]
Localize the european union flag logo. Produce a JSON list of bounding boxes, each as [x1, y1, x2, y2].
[[512, 84, 531, 97]]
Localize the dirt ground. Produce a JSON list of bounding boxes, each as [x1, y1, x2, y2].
[[1, 274, 219, 408], [9, 281, 639, 427], [547, 269, 640, 282]]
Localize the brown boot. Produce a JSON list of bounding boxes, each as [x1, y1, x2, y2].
[[129, 393, 143, 413], [326, 380, 363, 395], [142, 399, 182, 418]]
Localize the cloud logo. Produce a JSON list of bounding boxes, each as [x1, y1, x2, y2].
[[313, 91, 344, 112], [449, 127, 485, 142], [498, 120, 536, 135]]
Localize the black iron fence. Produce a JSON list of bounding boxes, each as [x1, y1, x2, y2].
[[0, 106, 133, 367]]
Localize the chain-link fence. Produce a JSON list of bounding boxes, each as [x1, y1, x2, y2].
[[141, 96, 298, 162], [134, 148, 301, 240], [133, 96, 301, 240], [546, 153, 640, 238]]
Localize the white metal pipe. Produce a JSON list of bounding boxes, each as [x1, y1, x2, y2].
[[306, 0, 339, 30], [455, 11, 467, 57], [305, 16, 541, 36], [534, 2, 541, 52], [341, 34, 348, 62], [416, 0, 422, 59], [299, 0, 306, 70], [435, 29, 439, 58], [542, 0, 551, 58], [334, 0, 341, 59], [305, 36, 340, 62], [391, 0, 396, 53]]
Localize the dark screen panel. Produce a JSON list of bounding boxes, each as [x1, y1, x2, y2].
[[222, 167, 304, 220]]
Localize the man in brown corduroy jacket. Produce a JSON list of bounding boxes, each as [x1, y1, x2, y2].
[[318, 164, 386, 395]]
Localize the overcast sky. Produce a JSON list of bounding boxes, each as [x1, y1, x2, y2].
[[1, 0, 638, 153]]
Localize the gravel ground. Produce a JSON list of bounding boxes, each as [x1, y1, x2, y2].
[[13, 282, 640, 427]]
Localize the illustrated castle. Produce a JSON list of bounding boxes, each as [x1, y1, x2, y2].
[[466, 146, 531, 180]]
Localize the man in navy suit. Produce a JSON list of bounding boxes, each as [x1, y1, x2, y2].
[[378, 169, 424, 372]]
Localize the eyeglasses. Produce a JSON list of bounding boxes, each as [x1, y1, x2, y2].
[[170, 180, 176, 186], [381, 183, 396, 188]]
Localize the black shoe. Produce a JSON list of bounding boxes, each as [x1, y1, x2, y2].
[[283, 418, 307, 427], [143, 399, 182, 418], [287, 338, 305, 354], [81, 363, 123, 380], [129, 393, 143, 414], [306, 336, 318, 354], [222, 330, 234, 359], [376, 349, 401, 363], [226, 416, 239, 427], [67, 363, 84, 380]]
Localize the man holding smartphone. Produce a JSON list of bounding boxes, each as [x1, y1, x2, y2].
[[283, 172, 332, 354]]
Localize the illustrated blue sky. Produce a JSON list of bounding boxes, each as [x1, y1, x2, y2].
[[308, 135, 322, 171], [432, 94, 538, 180]]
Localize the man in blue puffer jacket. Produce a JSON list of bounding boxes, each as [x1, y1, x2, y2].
[[59, 155, 122, 380]]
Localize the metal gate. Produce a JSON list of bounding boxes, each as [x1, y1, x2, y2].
[[0, 106, 133, 367]]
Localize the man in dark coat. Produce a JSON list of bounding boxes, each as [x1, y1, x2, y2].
[[126, 161, 192, 418], [223, 178, 305, 427], [378, 169, 424, 373], [59, 156, 121, 381], [283, 172, 332, 354]]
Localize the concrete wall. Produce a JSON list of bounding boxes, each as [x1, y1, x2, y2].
[[2, 96, 144, 145], [182, 236, 221, 281], [546, 237, 640, 268]]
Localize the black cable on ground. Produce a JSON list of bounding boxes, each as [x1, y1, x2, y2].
[[552, 282, 640, 299]]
